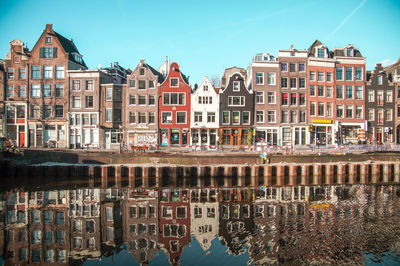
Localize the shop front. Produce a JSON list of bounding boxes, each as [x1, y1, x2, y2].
[[128, 130, 157, 147], [104, 129, 123, 150], [159, 128, 189, 147], [309, 120, 334, 146], [255, 127, 278, 147], [5, 103, 27, 147], [191, 128, 218, 149], [220, 127, 252, 148], [338, 122, 364, 145]]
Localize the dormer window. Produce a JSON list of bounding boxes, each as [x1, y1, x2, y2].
[[346, 48, 353, 57], [73, 53, 82, 63], [317, 48, 325, 58], [139, 68, 145, 76], [233, 81, 240, 91], [45, 36, 52, 44]]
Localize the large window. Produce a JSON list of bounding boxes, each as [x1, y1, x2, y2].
[[356, 106, 363, 119], [281, 77, 288, 88], [228, 96, 245, 106], [55, 66, 64, 79], [346, 105, 353, 118], [318, 86, 324, 97], [290, 78, 296, 88], [44, 66, 53, 79], [318, 102, 324, 116], [337, 105, 343, 118], [346, 67, 353, 81], [72, 96, 81, 108], [267, 73, 276, 85], [138, 95, 146, 105], [163, 93, 185, 105], [255, 72, 264, 85], [55, 84, 64, 97], [256, 92, 264, 104], [355, 86, 363, 99], [290, 93, 297, 105], [129, 95, 136, 105], [7, 86, 14, 98], [355, 67, 362, 80], [18, 86, 26, 98], [346, 86, 353, 99], [43, 84, 51, 97], [194, 112, 202, 123], [222, 111, 230, 124], [129, 112, 136, 123], [317, 72, 324, 82], [281, 93, 288, 105], [290, 63, 296, 72], [317, 48, 325, 58], [327, 86, 333, 97], [299, 93, 306, 105], [138, 80, 146, 90], [176, 112, 186, 124], [281, 111, 288, 123], [299, 77, 305, 88], [19, 68, 26, 79], [85, 96, 94, 108], [256, 110, 264, 123], [232, 111, 240, 124], [310, 71, 315, 81], [40, 47, 57, 58], [267, 92, 276, 104], [327, 72, 332, 82], [138, 112, 146, 123], [32, 66, 41, 79], [336, 67, 343, 80], [86, 80, 94, 90], [55, 105, 63, 117], [207, 112, 215, 123], [336, 85, 343, 99], [148, 95, 155, 105], [161, 112, 172, 124], [72, 80, 81, 91], [242, 111, 250, 125], [31, 84, 40, 98], [281, 63, 288, 72], [43, 105, 52, 118], [267, 110, 276, 123], [299, 63, 305, 72]]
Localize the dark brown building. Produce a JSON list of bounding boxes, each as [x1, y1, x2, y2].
[[384, 58, 400, 144]]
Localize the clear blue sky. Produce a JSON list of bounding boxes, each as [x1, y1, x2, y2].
[[0, 0, 399, 85]]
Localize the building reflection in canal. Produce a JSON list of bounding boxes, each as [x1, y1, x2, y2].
[[1, 185, 400, 265]]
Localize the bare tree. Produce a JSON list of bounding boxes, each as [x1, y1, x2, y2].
[[209, 74, 221, 88]]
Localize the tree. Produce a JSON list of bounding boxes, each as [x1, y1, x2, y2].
[[209, 74, 221, 88]]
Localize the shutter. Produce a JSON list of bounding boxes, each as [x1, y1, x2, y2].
[[39, 47, 44, 58], [53, 47, 57, 58]]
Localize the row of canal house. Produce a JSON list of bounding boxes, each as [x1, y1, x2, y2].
[[1, 24, 400, 149]]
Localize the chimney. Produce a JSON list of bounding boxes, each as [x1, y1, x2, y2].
[[45, 24, 53, 32]]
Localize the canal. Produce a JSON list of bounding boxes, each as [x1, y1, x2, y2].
[[0, 181, 399, 265]]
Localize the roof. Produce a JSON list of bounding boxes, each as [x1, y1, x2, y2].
[[145, 63, 165, 83], [332, 46, 363, 58], [54, 31, 87, 68], [214, 87, 221, 94], [307, 39, 324, 56], [384, 58, 400, 76]]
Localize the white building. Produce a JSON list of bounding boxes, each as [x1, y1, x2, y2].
[[190, 77, 220, 149]]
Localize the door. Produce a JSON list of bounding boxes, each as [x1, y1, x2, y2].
[[105, 131, 111, 149], [36, 130, 43, 147], [19, 131, 25, 147], [29, 129, 35, 147]]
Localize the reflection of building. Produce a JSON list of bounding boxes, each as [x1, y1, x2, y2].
[[218, 188, 254, 255], [158, 189, 191, 266], [0, 60, 4, 138], [190, 189, 219, 251], [69, 189, 101, 261], [123, 189, 159, 264]]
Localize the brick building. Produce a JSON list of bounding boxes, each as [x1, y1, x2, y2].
[[158, 62, 191, 147], [366, 64, 395, 144], [0, 59, 5, 138], [125, 59, 164, 148], [384, 58, 400, 144], [278, 45, 308, 147], [250, 52, 280, 147]]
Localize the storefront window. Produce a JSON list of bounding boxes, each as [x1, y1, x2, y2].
[[170, 129, 180, 145], [160, 129, 169, 146]]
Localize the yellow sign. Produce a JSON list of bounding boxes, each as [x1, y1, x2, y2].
[[312, 119, 332, 124]]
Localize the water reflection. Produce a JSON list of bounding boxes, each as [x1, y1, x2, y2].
[[1, 185, 400, 265]]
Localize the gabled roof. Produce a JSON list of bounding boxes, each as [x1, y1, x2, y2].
[[308, 39, 325, 56], [145, 63, 165, 83], [384, 58, 400, 76], [332, 45, 363, 58], [54, 31, 87, 68]]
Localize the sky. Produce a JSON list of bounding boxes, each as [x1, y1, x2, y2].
[[0, 0, 399, 86]]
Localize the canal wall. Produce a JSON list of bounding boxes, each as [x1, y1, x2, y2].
[[1, 160, 399, 190]]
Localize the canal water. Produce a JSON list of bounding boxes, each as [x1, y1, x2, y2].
[[0, 183, 400, 265]]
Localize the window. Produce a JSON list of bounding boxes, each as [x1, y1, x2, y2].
[[129, 112, 136, 123], [256, 110, 264, 123], [256, 72, 264, 85], [31, 84, 40, 97], [7, 68, 14, 79], [291, 93, 297, 105], [326, 86, 333, 97], [281, 77, 288, 88], [32, 66, 41, 79], [282, 127, 291, 141], [43, 84, 51, 97], [355, 67, 362, 80], [290, 110, 297, 123], [44, 66, 53, 79], [228, 96, 245, 106], [45, 36, 52, 44], [148, 112, 155, 124], [148, 95, 155, 105], [281, 111, 288, 123], [386, 91, 393, 103], [194, 112, 202, 123], [129, 95, 136, 105], [56, 231, 65, 244], [72, 80, 80, 90], [327, 72, 332, 82], [242, 111, 250, 124], [138, 95, 146, 105], [139, 67, 145, 75], [54, 66, 64, 79], [18, 86, 26, 97], [290, 78, 296, 88], [72, 96, 81, 108], [267, 92, 276, 104], [138, 112, 146, 123], [346, 67, 353, 81], [310, 102, 316, 116], [55, 84, 64, 97], [85, 96, 93, 108], [113, 108, 121, 122], [129, 80, 135, 88], [317, 72, 324, 82], [162, 206, 172, 218], [148, 80, 155, 89], [355, 86, 363, 99], [386, 109, 392, 121], [232, 111, 240, 124], [336, 85, 343, 99], [161, 112, 172, 124], [318, 102, 324, 116], [317, 48, 325, 58], [105, 109, 112, 122], [138, 80, 146, 90], [55, 105, 63, 117], [256, 91, 264, 104], [318, 86, 324, 97], [300, 110, 306, 123], [281, 93, 288, 105], [55, 212, 64, 225], [177, 112, 186, 124], [356, 106, 363, 119], [43, 105, 52, 119], [19, 68, 26, 79], [299, 77, 305, 88], [267, 110, 276, 123], [346, 86, 353, 99], [163, 92, 185, 105], [327, 102, 333, 117], [310, 85, 315, 96], [222, 111, 230, 124], [6, 86, 14, 98], [299, 93, 306, 105], [31, 105, 40, 119], [170, 78, 179, 87], [377, 76, 382, 84], [346, 105, 353, 118], [281, 63, 288, 71], [337, 105, 343, 118], [233, 81, 240, 91], [207, 112, 215, 123], [336, 67, 343, 80], [290, 63, 296, 72], [267, 73, 276, 85], [368, 109, 374, 121], [106, 88, 112, 101], [299, 63, 305, 72], [85, 80, 94, 90], [114, 87, 122, 101], [310, 71, 315, 81], [40, 47, 57, 58]]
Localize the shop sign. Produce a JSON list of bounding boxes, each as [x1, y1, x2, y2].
[[312, 119, 332, 124]]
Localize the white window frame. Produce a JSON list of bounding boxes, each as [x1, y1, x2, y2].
[[255, 72, 264, 85], [106, 108, 112, 122], [242, 111, 250, 125], [222, 111, 230, 125], [232, 111, 240, 125], [267, 91, 276, 104], [256, 110, 264, 124], [138, 95, 147, 106], [170, 78, 179, 87], [233, 81, 240, 91], [255, 91, 264, 104], [267, 72, 276, 85], [267, 110, 276, 123], [72, 96, 81, 109], [161, 112, 172, 124], [228, 96, 245, 107], [176, 111, 187, 124]]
